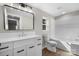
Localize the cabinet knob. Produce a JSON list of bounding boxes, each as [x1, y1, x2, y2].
[[0, 46, 9, 50], [38, 39, 41, 40], [17, 49, 24, 53], [29, 46, 35, 48]]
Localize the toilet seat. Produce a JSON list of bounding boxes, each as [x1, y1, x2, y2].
[[47, 41, 57, 45]]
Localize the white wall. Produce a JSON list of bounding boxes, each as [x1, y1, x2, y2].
[[31, 7, 55, 48], [49, 17, 55, 38], [55, 14, 79, 42], [32, 7, 55, 36]]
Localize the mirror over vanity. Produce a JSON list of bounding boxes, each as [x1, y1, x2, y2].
[[0, 4, 34, 31]]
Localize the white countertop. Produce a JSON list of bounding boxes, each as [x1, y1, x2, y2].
[[0, 35, 41, 43]]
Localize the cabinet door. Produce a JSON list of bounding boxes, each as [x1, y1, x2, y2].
[[0, 49, 13, 56], [26, 43, 42, 56], [0, 42, 13, 52], [14, 46, 26, 56], [35, 43, 42, 56], [26, 43, 37, 56]]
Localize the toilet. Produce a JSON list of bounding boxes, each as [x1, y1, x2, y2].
[[46, 41, 57, 52], [42, 34, 57, 52]]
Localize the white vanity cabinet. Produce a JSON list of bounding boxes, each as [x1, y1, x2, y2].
[[14, 46, 26, 56], [26, 38, 42, 56], [0, 42, 14, 56], [35, 43, 42, 56], [0, 36, 42, 56], [0, 49, 13, 56], [13, 37, 42, 56], [26, 42, 42, 56], [26, 43, 37, 56], [13, 40, 27, 56]]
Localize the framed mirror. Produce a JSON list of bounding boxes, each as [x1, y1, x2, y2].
[[4, 5, 34, 30]]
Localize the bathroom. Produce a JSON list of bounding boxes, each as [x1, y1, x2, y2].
[[0, 3, 79, 56]]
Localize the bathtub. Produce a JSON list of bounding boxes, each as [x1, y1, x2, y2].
[[50, 38, 71, 52], [50, 37, 79, 55], [70, 41, 79, 55]]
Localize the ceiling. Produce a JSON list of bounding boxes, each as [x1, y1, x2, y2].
[[29, 3, 79, 17]]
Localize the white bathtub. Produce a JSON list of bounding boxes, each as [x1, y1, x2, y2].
[[70, 41, 79, 55], [50, 38, 71, 52]]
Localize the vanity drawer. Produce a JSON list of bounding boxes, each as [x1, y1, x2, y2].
[[0, 49, 13, 56], [14, 39, 37, 48], [14, 46, 26, 56], [14, 40, 28, 48], [14, 38, 42, 48], [0, 42, 13, 52]]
